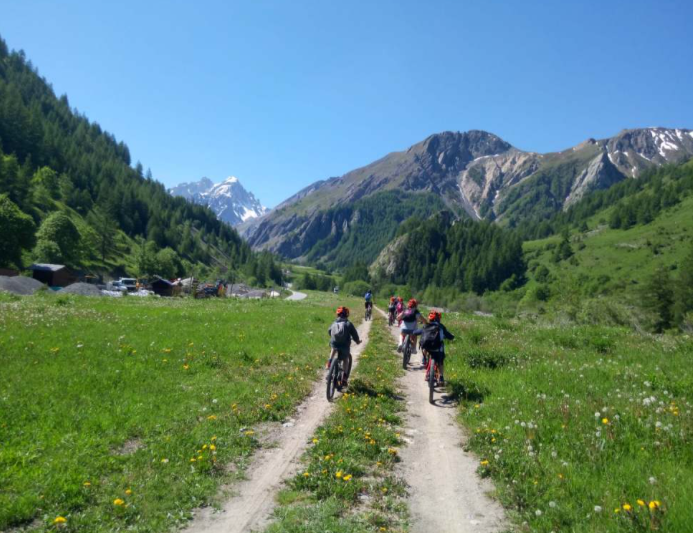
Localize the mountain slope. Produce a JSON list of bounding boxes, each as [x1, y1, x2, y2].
[[169, 176, 267, 226], [0, 34, 255, 278], [245, 128, 693, 262]]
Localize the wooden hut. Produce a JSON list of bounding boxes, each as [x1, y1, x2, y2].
[[151, 277, 175, 297], [29, 264, 76, 287]]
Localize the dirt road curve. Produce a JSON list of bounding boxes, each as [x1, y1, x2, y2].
[[286, 290, 307, 301], [184, 319, 371, 533], [379, 308, 507, 533]]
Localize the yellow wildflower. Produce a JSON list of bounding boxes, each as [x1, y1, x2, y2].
[[335, 471, 343, 478], [343, 474, 352, 481], [83, 481, 91, 487], [210, 444, 216, 451], [312, 438, 319, 444], [637, 499, 645, 507], [649, 500, 661, 510], [113, 498, 125, 506], [53, 516, 67, 524], [207, 415, 217, 420], [602, 418, 609, 425], [125, 489, 132, 495], [623, 503, 632, 512], [480, 460, 489, 466]]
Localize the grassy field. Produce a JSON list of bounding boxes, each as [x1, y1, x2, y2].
[[267, 314, 408, 533], [0, 291, 360, 532], [442, 312, 693, 532]]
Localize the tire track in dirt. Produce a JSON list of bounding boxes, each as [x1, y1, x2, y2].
[[377, 307, 507, 533], [184, 319, 372, 533]]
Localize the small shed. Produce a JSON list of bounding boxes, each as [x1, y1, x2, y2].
[[29, 264, 76, 287], [151, 277, 175, 297]]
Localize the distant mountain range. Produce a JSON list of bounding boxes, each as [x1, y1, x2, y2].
[[241, 127, 693, 263], [169, 176, 267, 226]]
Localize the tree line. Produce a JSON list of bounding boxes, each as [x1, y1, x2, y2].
[[0, 35, 281, 285]]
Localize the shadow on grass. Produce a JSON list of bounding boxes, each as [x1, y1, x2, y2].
[[349, 378, 405, 402], [445, 379, 489, 404]]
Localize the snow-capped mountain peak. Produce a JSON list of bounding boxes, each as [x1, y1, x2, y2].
[[168, 176, 267, 226]]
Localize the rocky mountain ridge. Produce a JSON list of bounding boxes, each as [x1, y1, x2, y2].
[[243, 127, 693, 261], [169, 176, 267, 226]]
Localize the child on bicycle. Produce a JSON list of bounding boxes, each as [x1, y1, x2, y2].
[[419, 310, 455, 385], [388, 296, 397, 323], [395, 297, 404, 326], [328, 306, 361, 386], [397, 299, 427, 354]]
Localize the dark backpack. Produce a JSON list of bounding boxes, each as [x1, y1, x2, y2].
[[402, 308, 417, 322], [331, 321, 350, 344], [420, 323, 442, 351]]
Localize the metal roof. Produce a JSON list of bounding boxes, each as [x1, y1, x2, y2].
[[29, 263, 66, 272]]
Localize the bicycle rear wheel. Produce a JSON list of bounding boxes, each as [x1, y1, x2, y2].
[[429, 360, 436, 404], [403, 335, 411, 369], [326, 356, 339, 401]]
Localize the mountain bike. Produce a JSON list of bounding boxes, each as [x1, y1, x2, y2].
[[365, 304, 372, 321], [401, 332, 412, 369], [388, 309, 395, 326], [326, 348, 352, 401], [425, 351, 441, 404]]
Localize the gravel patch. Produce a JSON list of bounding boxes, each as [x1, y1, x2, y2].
[[0, 276, 44, 295], [61, 282, 103, 297]]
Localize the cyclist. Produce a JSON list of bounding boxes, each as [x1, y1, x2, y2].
[[328, 306, 361, 386], [420, 310, 455, 385], [387, 296, 397, 324], [364, 289, 374, 317], [395, 297, 404, 325], [397, 299, 427, 354]]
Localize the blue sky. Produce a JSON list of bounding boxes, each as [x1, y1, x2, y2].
[[2, 0, 692, 207]]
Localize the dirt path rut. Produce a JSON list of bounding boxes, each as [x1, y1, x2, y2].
[[185, 319, 372, 533], [379, 308, 506, 533]]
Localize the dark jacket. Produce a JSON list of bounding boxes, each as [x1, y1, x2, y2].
[[415, 321, 454, 352], [328, 317, 361, 349]]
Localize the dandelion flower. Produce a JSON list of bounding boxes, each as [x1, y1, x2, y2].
[[54, 516, 67, 524], [343, 474, 352, 481], [312, 438, 319, 444], [480, 460, 489, 466], [594, 506, 602, 513], [303, 472, 310, 477], [207, 415, 217, 421], [113, 498, 125, 506], [83, 481, 91, 487], [210, 444, 216, 451], [622, 503, 632, 512], [649, 500, 660, 510], [637, 499, 645, 507], [335, 471, 343, 478], [602, 418, 609, 425], [125, 489, 133, 495], [535, 510, 542, 517]]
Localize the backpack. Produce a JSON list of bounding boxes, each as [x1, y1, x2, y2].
[[402, 308, 417, 322], [331, 321, 350, 344], [420, 323, 442, 351]]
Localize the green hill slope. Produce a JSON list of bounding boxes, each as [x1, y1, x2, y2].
[[0, 35, 268, 282]]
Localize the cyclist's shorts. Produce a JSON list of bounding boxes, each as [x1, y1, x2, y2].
[[401, 328, 416, 335], [334, 347, 351, 360], [428, 351, 445, 363]]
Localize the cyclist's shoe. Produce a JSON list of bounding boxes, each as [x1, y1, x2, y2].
[[438, 377, 446, 386], [397, 344, 402, 353]]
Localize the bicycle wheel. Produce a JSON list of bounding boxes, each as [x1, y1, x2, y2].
[[344, 353, 353, 384], [326, 356, 339, 401], [403, 335, 411, 369], [429, 360, 436, 404]]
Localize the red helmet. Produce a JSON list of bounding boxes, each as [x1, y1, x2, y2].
[[408, 298, 417, 309], [390, 296, 396, 302], [428, 310, 441, 322], [336, 306, 349, 317], [398, 297, 403, 303]]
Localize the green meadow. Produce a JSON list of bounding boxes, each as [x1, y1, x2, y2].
[[0, 292, 360, 532], [443, 312, 693, 532]]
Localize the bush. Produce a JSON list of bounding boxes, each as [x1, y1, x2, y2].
[[343, 280, 369, 297], [465, 347, 513, 369]]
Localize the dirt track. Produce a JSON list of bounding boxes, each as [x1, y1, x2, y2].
[[184, 319, 371, 533], [381, 308, 507, 533]]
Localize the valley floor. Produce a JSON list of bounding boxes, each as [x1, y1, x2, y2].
[[1, 293, 692, 533]]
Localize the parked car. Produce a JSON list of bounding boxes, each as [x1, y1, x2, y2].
[[119, 278, 137, 292], [106, 281, 128, 292]]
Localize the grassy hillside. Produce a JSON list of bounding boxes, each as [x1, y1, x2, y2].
[[0, 292, 360, 532]]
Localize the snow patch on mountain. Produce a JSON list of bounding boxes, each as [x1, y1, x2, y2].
[[168, 176, 267, 226]]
